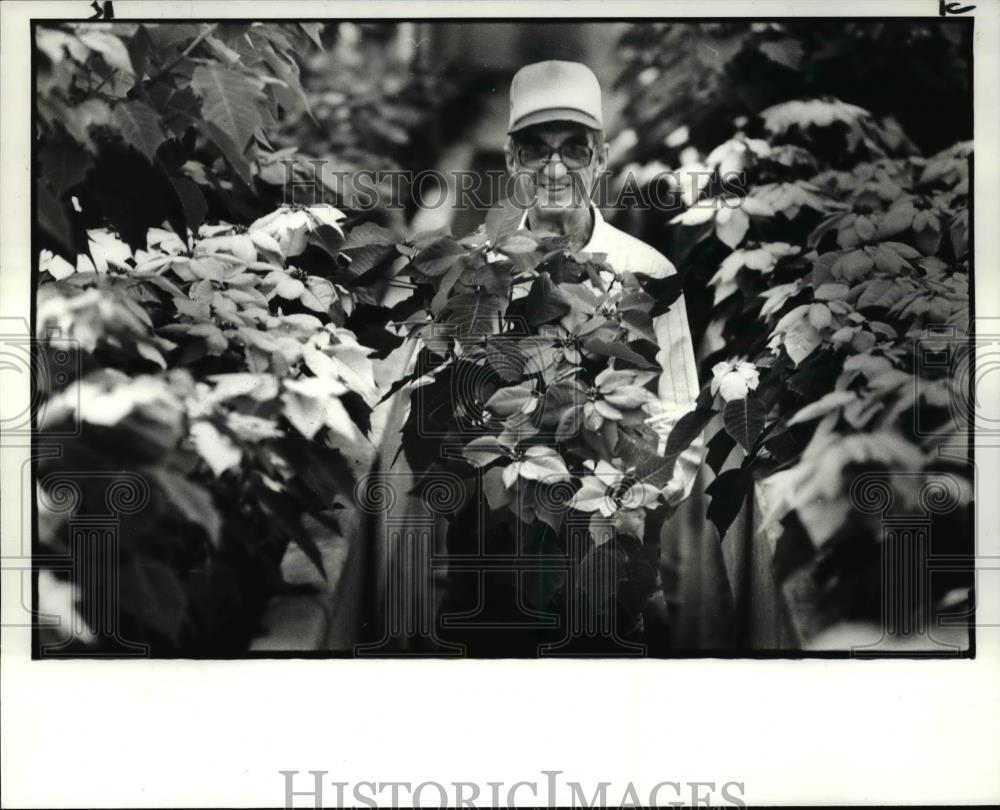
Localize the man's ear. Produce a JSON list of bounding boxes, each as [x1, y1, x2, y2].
[[503, 137, 518, 175], [595, 140, 609, 174]]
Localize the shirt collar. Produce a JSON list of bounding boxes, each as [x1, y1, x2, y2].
[[518, 204, 606, 252]]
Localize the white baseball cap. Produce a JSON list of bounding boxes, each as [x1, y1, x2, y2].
[[508, 60, 604, 134]]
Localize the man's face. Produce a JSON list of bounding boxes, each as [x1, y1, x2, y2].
[[505, 122, 608, 213]]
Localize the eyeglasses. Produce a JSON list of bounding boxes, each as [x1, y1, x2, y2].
[[516, 140, 594, 170]]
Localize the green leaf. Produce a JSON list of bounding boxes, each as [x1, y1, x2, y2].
[[856, 277, 903, 310], [441, 291, 504, 339], [342, 221, 397, 249], [498, 233, 538, 254], [663, 408, 716, 463], [759, 38, 804, 70], [37, 180, 74, 254], [620, 308, 658, 343], [259, 42, 312, 118], [429, 260, 466, 316], [582, 337, 656, 369], [39, 137, 93, 196], [949, 209, 968, 260], [462, 436, 505, 468], [343, 242, 396, 278], [485, 196, 527, 246], [113, 101, 167, 163], [485, 341, 527, 382], [784, 319, 822, 366], [723, 397, 766, 451], [118, 558, 186, 646], [480, 467, 510, 511], [196, 118, 252, 187], [299, 22, 325, 49], [705, 466, 752, 540], [167, 174, 207, 233], [644, 273, 687, 318], [705, 427, 737, 474], [716, 208, 749, 249], [413, 237, 467, 277], [618, 408, 715, 490], [78, 30, 134, 76], [519, 447, 570, 483], [523, 273, 571, 328], [150, 468, 221, 547], [191, 64, 264, 151], [190, 420, 242, 476], [485, 383, 533, 416], [521, 524, 566, 609], [307, 223, 345, 259]]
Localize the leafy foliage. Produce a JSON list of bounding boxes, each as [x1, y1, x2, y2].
[[33, 21, 433, 653], [36, 21, 341, 257], [614, 21, 973, 638], [365, 212, 702, 641], [36, 205, 385, 653]]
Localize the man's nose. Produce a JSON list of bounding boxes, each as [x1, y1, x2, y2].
[[542, 156, 568, 180]]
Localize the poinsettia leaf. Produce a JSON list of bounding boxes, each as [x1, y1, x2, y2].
[[644, 273, 687, 318], [663, 408, 717, 466], [705, 427, 737, 474], [620, 308, 658, 343], [307, 224, 345, 260], [112, 101, 167, 163], [342, 242, 396, 280], [118, 557, 186, 646], [484, 340, 527, 382], [149, 468, 221, 547], [191, 64, 264, 151], [582, 337, 656, 369], [519, 449, 570, 483], [523, 273, 571, 328], [723, 397, 767, 451], [196, 118, 252, 187], [485, 384, 533, 416], [485, 196, 527, 246], [462, 436, 505, 468], [482, 466, 511, 510], [705, 466, 752, 540], [341, 221, 397, 250], [441, 291, 504, 339], [299, 22, 325, 48], [617, 408, 714, 490], [784, 319, 823, 366], [413, 237, 467, 277], [429, 259, 466, 316], [716, 208, 749, 248], [189, 420, 242, 476]]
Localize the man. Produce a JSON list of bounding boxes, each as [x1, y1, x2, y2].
[[505, 60, 705, 510], [389, 61, 706, 656]]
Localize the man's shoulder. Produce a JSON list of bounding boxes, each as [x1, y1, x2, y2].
[[598, 219, 677, 279]]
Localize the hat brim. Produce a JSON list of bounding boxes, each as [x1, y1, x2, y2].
[[508, 108, 602, 134]]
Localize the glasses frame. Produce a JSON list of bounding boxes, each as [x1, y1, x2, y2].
[[515, 139, 596, 170]]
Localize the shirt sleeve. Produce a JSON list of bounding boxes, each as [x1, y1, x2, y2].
[[650, 291, 707, 508]]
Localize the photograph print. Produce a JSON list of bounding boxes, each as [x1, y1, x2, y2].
[[30, 15, 975, 658]]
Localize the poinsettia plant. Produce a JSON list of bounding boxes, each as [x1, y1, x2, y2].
[[615, 86, 972, 639], [362, 201, 711, 639], [35, 204, 385, 654]]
